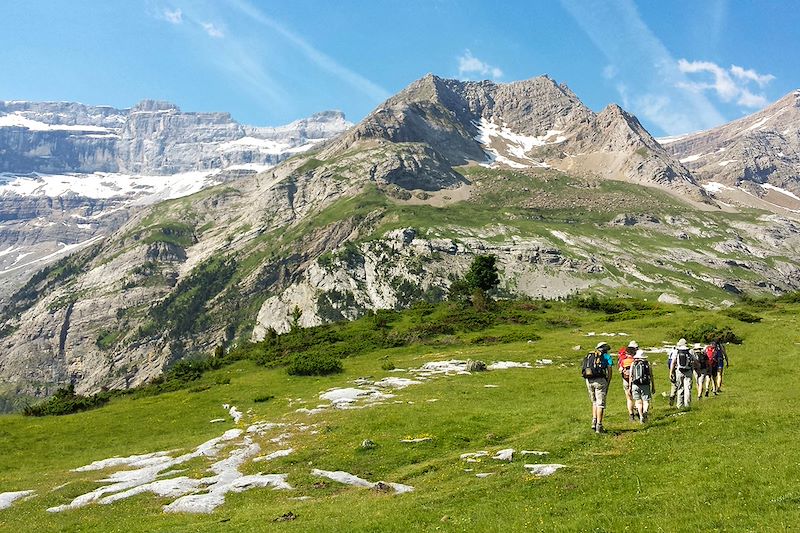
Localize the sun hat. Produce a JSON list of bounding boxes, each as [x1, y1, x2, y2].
[[595, 341, 610, 350], [676, 338, 688, 349], [628, 340, 639, 348], [633, 349, 647, 359]]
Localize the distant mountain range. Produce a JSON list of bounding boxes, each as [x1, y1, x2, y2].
[[0, 101, 351, 299], [1, 75, 800, 407]]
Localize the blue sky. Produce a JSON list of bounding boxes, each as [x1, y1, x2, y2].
[[0, 0, 797, 136]]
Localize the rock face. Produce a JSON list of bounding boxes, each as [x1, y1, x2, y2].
[[2, 74, 800, 406], [661, 90, 800, 202], [0, 100, 350, 174], [0, 102, 351, 301]]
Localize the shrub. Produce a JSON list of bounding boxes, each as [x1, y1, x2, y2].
[[381, 360, 396, 371], [254, 394, 275, 403], [723, 308, 762, 323], [23, 384, 110, 417], [670, 323, 742, 344], [287, 352, 343, 376]]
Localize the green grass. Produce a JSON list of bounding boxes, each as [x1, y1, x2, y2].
[[1, 299, 799, 531]]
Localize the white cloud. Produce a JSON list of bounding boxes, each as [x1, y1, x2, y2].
[[163, 8, 182, 24], [730, 65, 775, 87], [457, 50, 503, 81], [201, 21, 224, 38], [678, 59, 774, 108], [561, 0, 726, 136]]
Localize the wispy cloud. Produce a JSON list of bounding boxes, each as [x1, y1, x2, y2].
[[561, 0, 726, 135], [163, 8, 182, 24], [677, 59, 774, 108], [224, 0, 389, 103], [457, 50, 503, 81], [200, 21, 224, 38]]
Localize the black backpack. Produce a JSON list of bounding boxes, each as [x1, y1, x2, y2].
[[695, 350, 708, 370], [631, 360, 651, 386], [676, 349, 692, 371], [581, 351, 607, 379]]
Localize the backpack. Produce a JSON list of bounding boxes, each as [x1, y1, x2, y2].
[[581, 351, 608, 379], [695, 350, 708, 370], [676, 349, 693, 371], [631, 360, 651, 386]]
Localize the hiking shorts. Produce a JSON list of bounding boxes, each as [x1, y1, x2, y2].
[[586, 378, 609, 408], [631, 383, 652, 401], [621, 377, 631, 394]]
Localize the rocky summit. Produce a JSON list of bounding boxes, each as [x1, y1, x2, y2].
[[2, 75, 800, 406]]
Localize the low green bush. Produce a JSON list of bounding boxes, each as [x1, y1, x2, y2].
[[23, 385, 110, 417], [724, 308, 762, 323], [671, 323, 742, 344], [287, 352, 344, 376]]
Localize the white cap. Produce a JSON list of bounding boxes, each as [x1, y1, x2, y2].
[[628, 340, 639, 348], [676, 338, 688, 349], [634, 349, 647, 359], [596, 341, 610, 350]]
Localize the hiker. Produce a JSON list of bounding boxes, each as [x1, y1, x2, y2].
[[618, 341, 638, 421], [667, 348, 678, 406], [711, 341, 730, 392], [669, 338, 694, 409], [582, 341, 613, 434], [693, 343, 711, 398], [630, 349, 655, 423]]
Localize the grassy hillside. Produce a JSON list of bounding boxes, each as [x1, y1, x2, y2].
[[1, 297, 798, 531]]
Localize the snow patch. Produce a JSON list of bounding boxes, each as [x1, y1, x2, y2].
[[718, 159, 738, 167], [492, 449, 514, 462], [762, 183, 800, 202], [373, 377, 423, 389], [319, 387, 395, 409]]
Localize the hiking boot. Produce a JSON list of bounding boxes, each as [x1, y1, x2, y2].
[[591, 418, 597, 431], [595, 424, 605, 434], [705, 390, 709, 397], [669, 395, 675, 406], [629, 413, 636, 422], [642, 413, 648, 424]]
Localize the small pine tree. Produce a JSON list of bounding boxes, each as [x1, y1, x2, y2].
[[290, 305, 303, 331], [465, 255, 500, 293]]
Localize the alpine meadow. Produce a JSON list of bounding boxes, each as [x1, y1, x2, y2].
[[1, 1, 800, 532]]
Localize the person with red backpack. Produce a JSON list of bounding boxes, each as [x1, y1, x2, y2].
[[630, 349, 655, 423], [582, 342, 613, 434], [618, 341, 638, 421], [693, 343, 712, 399]]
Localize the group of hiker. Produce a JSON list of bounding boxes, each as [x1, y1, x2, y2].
[[581, 338, 729, 434]]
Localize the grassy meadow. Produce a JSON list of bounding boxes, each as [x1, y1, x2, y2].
[[1, 298, 799, 532]]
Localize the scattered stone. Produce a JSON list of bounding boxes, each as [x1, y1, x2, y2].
[[311, 469, 413, 494], [492, 449, 514, 462], [253, 449, 294, 462], [372, 482, 393, 493], [400, 437, 431, 443], [572, 345, 582, 351], [373, 377, 423, 389], [290, 496, 312, 501], [535, 359, 553, 366], [475, 473, 493, 478], [521, 450, 549, 456], [0, 490, 35, 510], [487, 361, 533, 370], [466, 360, 487, 372], [360, 439, 377, 449], [209, 418, 226, 423], [319, 387, 395, 409], [524, 464, 566, 477], [484, 384, 500, 388], [460, 451, 489, 461], [273, 511, 297, 522]]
